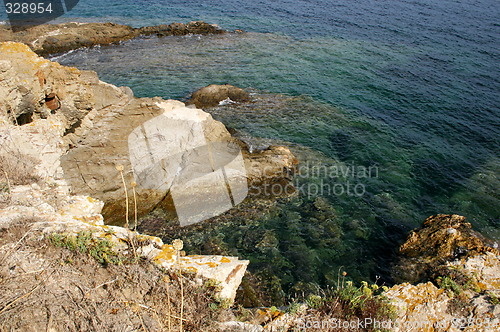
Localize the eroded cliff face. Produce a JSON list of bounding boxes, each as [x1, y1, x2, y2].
[[0, 42, 297, 226]]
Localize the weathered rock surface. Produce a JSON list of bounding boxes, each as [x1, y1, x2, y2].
[[385, 214, 500, 332], [392, 214, 499, 284], [447, 252, 500, 295], [0, 42, 94, 128], [0, 42, 296, 226], [187, 84, 251, 109], [0, 21, 226, 56], [385, 279, 499, 332]]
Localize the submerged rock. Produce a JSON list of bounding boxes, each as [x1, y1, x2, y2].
[[187, 84, 251, 109]]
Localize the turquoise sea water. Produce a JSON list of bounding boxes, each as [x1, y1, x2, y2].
[[3, 0, 498, 287]]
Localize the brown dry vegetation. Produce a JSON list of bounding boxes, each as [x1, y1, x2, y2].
[[0, 218, 230, 331], [0, 152, 40, 208], [282, 284, 396, 332]]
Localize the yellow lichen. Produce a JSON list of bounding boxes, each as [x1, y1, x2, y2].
[[195, 261, 219, 268], [0, 42, 49, 68], [154, 244, 176, 263], [86, 196, 98, 203], [184, 267, 198, 273], [220, 257, 231, 263], [188, 255, 204, 259]]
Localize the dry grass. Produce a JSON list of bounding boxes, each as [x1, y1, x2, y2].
[[0, 152, 40, 207], [0, 152, 40, 186], [0, 218, 229, 332]]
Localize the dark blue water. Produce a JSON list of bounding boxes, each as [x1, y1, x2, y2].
[[3, 0, 498, 286]]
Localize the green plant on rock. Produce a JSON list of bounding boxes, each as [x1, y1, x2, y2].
[[49, 231, 123, 265], [487, 292, 500, 305], [286, 301, 303, 315], [203, 278, 229, 310], [437, 276, 462, 296], [334, 278, 395, 319], [432, 265, 480, 294]]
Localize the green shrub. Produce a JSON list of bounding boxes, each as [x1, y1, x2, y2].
[[437, 276, 462, 296], [487, 292, 500, 305]]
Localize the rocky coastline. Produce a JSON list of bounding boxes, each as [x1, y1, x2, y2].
[[0, 23, 499, 331], [0, 21, 230, 56]]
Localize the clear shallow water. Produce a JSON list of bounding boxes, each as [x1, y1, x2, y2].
[[8, 0, 498, 285]]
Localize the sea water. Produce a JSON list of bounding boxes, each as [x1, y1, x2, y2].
[[5, 0, 498, 286]]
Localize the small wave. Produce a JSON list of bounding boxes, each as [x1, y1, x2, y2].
[[218, 98, 237, 106], [48, 43, 102, 61], [48, 49, 77, 61]]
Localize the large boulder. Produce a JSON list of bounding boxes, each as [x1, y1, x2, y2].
[[385, 214, 500, 331], [0, 42, 296, 226], [187, 84, 251, 109], [392, 214, 499, 284]]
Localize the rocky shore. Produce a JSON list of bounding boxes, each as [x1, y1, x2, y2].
[[0, 21, 228, 56], [0, 25, 499, 331]]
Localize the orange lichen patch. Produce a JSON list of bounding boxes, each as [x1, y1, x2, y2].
[[188, 255, 205, 259], [154, 244, 176, 263], [0, 42, 33, 54], [477, 282, 488, 291], [72, 215, 102, 225], [102, 233, 114, 241], [258, 308, 284, 321], [184, 267, 198, 274], [86, 196, 98, 203], [195, 261, 219, 268], [135, 234, 159, 243], [220, 257, 231, 263]]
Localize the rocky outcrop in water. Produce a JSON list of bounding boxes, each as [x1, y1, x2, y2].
[[187, 84, 251, 108], [385, 214, 500, 331], [0, 21, 226, 56], [392, 214, 499, 284]]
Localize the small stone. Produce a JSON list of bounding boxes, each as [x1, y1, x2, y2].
[[172, 239, 184, 251]]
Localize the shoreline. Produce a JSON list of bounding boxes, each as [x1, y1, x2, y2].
[[0, 20, 236, 56]]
